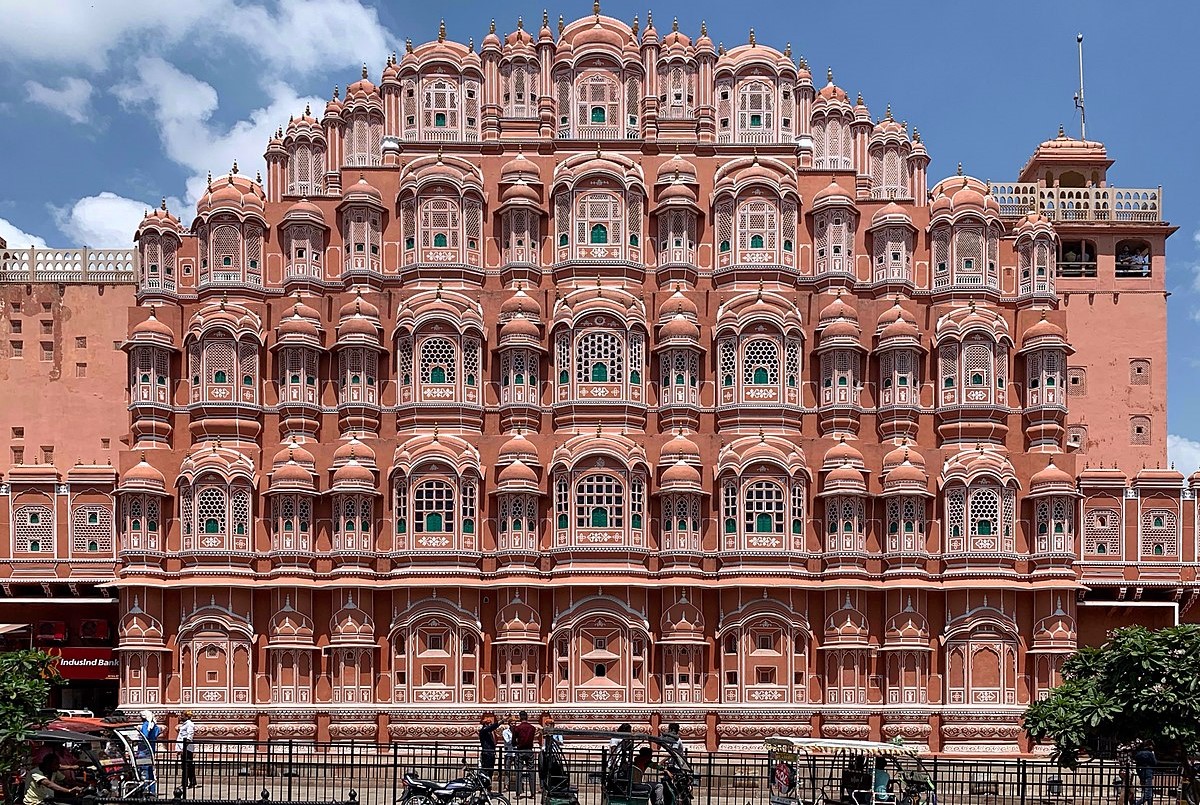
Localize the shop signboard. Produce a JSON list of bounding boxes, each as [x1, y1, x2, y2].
[[49, 647, 118, 681]]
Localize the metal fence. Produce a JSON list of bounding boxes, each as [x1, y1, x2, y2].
[[138, 741, 1190, 805]]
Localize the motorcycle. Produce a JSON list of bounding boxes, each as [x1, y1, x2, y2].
[[400, 766, 511, 805]]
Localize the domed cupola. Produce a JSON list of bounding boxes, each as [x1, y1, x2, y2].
[[497, 287, 546, 431], [335, 292, 383, 347]]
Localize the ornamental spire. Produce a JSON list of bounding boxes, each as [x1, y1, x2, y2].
[[593, 1, 600, 17], [490, 19, 496, 34], [748, 28, 755, 46], [361, 63, 368, 79], [438, 19, 446, 42]]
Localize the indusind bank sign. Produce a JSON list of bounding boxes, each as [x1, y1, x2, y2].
[[50, 648, 119, 681]]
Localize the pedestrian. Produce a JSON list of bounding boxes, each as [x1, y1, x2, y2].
[[176, 710, 198, 789], [541, 714, 564, 748], [478, 713, 504, 785], [138, 710, 161, 794], [24, 755, 82, 805], [511, 710, 538, 800], [1132, 743, 1157, 805], [661, 723, 684, 755], [500, 717, 516, 791]]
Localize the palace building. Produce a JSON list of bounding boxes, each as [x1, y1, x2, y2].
[[0, 9, 1188, 752]]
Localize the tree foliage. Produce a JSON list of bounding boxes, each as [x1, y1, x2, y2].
[[1024, 624, 1200, 766], [0, 651, 60, 790]]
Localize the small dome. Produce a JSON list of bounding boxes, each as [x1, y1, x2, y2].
[[120, 457, 167, 492], [660, 594, 705, 643], [661, 431, 702, 464], [812, 178, 855, 211], [197, 170, 266, 219], [819, 292, 858, 325], [882, 459, 929, 495], [870, 201, 912, 229], [272, 438, 316, 469], [1022, 314, 1067, 346], [658, 286, 699, 321], [131, 310, 175, 341], [1029, 459, 1075, 495], [500, 286, 543, 319], [823, 460, 866, 494], [882, 441, 925, 473], [660, 312, 701, 341], [656, 151, 699, 185], [337, 313, 380, 340], [137, 200, 183, 236], [333, 437, 376, 468], [331, 458, 375, 490], [498, 431, 539, 466], [338, 292, 381, 322], [877, 303, 921, 344], [500, 313, 542, 342], [658, 180, 698, 205], [283, 198, 327, 226], [341, 175, 383, 205], [270, 458, 314, 490], [501, 149, 541, 184], [823, 437, 864, 470], [660, 458, 702, 491], [500, 181, 540, 205], [816, 72, 849, 104], [497, 458, 540, 493]]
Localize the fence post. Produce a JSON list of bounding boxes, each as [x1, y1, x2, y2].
[[1019, 757, 1027, 805], [391, 742, 400, 805], [705, 752, 714, 805], [287, 739, 295, 802]]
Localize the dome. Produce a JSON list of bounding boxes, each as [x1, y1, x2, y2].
[[500, 286, 543, 320], [660, 458, 702, 492], [658, 180, 698, 205], [1029, 459, 1076, 497], [1020, 314, 1068, 350], [660, 593, 705, 644], [498, 431, 540, 466], [877, 303, 921, 344], [272, 437, 316, 470], [497, 458, 540, 491], [137, 200, 183, 236], [1015, 209, 1054, 239], [337, 312, 381, 341], [812, 178, 855, 212], [822, 460, 866, 495], [884, 602, 929, 646], [341, 175, 384, 206], [659, 312, 700, 341], [119, 456, 167, 492], [815, 69, 849, 104], [661, 431, 701, 464], [822, 437, 864, 470], [882, 442, 925, 473], [882, 459, 930, 496], [658, 286, 699, 321], [819, 292, 858, 325], [500, 181, 540, 206], [338, 292, 381, 322], [130, 310, 175, 343], [869, 201, 913, 229], [283, 198, 327, 227], [495, 593, 541, 643], [333, 437, 376, 468], [499, 313, 542, 342], [196, 168, 266, 220], [270, 458, 315, 491], [559, 14, 630, 53], [824, 594, 869, 645], [330, 459, 376, 491], [656, 150, 699, 185]]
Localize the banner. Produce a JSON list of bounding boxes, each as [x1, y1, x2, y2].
[[50, 648, 118, 681]]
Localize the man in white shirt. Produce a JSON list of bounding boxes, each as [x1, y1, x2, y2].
[[175, 711, 198, 789]]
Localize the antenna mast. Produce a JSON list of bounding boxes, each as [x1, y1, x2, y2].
[[1074, 33, 1086, 140]]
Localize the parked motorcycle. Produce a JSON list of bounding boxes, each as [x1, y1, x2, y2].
[[400, 766, 511, 805]]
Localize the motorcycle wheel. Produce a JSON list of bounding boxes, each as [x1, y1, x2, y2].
[[403, 795, 437, 805], [487, 793, 512, 805]]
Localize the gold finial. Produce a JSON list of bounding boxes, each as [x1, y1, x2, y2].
[[436, 145, 443, 162], [405, 38, 413, 53], [206, 171, 212, 188], [718, 42, 725, 55], [913, 128, 921, 143], [784, 42, 792, 58], [304, 102, 311, 116], [631, 15, 639, 34], [160, 197, 167, 211], [438, 19, 446, 42], [748, 28, 756, 46], [231, 159, 239, 174], [1058, 123, 1065, 137], [333, 84, 340, 99], [361, 63, 368, 79], [885, 103, 892, 119], [646, 10, 653, 27], [856, 91, 863, 105], [490, 19, 496, 34], [672, 17, 678, 32], [542, 10, 549, 28], [558, 15, 565, 34], [799, 54, 808, 70], [517, 16, 523, 30], [593, 0, 601, 17], [596, 423, 603, 437], [700, 20, 707, 36], [827, 66, 834, 83], [956, 161, 963, 176]]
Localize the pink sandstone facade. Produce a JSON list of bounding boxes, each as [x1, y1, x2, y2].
[[0, 10, 1190, 753]]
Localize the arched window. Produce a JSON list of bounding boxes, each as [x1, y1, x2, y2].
[[419, 338, 457, 386], [737, 81, 774, 139], [421, 198, 460, 253], [744, 481, 784, 534], [590, 224, 608, 244], [414, 480, 455, 536], [575, 72, 620, 137], [738, 199, 778, 257], [575, 331, 625, 385], [743, 339, 779, 386], [574, 192, 623, 256], [575, 473, 624, 530]]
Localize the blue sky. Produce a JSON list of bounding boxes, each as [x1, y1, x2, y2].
[[2, 0, 1198, 464]]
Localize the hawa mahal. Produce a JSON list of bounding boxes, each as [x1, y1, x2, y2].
[[0, 9, 1188, 753]]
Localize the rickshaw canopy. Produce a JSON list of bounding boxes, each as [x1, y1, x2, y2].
[[765, 738, 921, 757]]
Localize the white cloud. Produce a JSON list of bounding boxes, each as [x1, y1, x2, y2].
[[114, 57, 323, 206], [1167, 434, 1200, 475], [0, 1, 392, 76], [24, 77, 94, 124], [0, 217, 49, 249], [52, 192, 153, 249]]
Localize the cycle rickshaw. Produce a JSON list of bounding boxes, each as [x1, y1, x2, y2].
[[765, 737, 935, 805]]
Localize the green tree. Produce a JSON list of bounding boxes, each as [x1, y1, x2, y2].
[[0, 650, 61, 800], [1024, 624, 1200, 767]]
